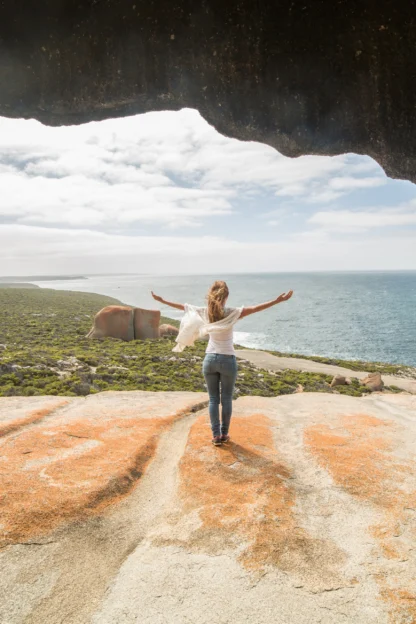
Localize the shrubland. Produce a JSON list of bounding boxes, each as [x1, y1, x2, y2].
[[0, 289, 404, 398]]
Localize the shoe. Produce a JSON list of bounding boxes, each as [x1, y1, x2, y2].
[[212, 436, 222, 446], [220, 435, 230, 444]]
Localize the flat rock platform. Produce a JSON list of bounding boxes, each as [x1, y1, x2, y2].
[[0, 390, 415, 623]]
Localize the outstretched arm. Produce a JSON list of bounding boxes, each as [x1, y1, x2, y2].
[[240, 290, 293, 319], [151, 291, 185, 311]]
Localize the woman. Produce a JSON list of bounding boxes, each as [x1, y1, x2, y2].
[[151, 281, 293, 446]]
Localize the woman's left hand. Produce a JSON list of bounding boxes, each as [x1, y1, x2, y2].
[[151, 291, 163, 303], [276, 290, 294, 303]]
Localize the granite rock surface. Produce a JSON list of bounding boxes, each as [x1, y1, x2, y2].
[[1, 390, 415, 623]]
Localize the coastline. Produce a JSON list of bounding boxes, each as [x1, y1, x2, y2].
[[1, 287, 414, 398], [16, 272, 416, 368]]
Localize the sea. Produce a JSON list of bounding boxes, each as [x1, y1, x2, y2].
[[29, 272, 416, 367]]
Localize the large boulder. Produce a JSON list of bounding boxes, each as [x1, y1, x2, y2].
[[86, 305, 160, 341], [330, 375, 347, 388], [362, 372, 384, 392]]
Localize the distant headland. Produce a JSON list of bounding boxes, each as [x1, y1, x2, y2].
[[0, 275, 87, 282], [0, 283, 40, 289]]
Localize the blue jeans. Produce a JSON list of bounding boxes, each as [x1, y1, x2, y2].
[[203, 354, 238, 438]]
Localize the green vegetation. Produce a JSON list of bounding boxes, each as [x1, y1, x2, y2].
[[261, 349, 416, 378], [0, 289, 404, 398]]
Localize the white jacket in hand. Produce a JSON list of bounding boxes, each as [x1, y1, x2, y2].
[[173, 304, 243, 352]]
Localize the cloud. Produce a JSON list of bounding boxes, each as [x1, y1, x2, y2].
[[328, 176, 385, 191], [302, 175, 386, 204], [1, 224, 415, 275], [308, 205, 416, 232], [0, 109, 387, 234], [0, 108, 415, 274], [0, 169, 234, 228]]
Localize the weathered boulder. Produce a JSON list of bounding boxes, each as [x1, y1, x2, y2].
[[87, 305, 160, 341], [330, 375, 353, 388], [159, 323, 179, 338], [330, 374, 347, 388], [0, 1, 415, 182], [0, 391, 415, 623], [86, 305, 134, 340], [362, 371, 384, 391], [134, 307, 161, 340]]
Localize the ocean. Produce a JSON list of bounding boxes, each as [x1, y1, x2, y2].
[[30, 272, 416, 367]]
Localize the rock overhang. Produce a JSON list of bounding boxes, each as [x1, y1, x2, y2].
[[0, 0, 415, 183]]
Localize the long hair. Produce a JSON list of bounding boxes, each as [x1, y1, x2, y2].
[[206, 280, 229, 323]]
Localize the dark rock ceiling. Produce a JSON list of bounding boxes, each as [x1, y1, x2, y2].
[[0, 1, 415, 181]]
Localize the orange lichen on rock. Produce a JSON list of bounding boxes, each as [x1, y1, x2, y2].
[[0, 413, 174, 547], [305, 413, 416, 622], [304, 414, 393, 503], [380, 589, 416, 624], [160, 413, 346, 587], [0, 400, 68, 438]]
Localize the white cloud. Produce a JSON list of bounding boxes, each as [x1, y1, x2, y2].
[[1, 224, 415, 274], [0, 109, 387, 234], [0, 109, 414, 273], [306, 189, 344, 204], [303, 175, 385, 204], [328, 176, 385, 191], [309, 206, 416, 232], [0, 169, 234, 228]]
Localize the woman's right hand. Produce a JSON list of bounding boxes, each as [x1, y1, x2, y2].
[[276, 290, 294, 303], [151, 291, 163, 303]]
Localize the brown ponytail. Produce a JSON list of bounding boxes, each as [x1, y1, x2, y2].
[[206, 280, 229, 323]]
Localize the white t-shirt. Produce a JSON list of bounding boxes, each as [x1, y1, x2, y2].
[[194, 306, 239, 356]]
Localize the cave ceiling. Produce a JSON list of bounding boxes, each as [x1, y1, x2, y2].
[[0, 1, 415, 182]]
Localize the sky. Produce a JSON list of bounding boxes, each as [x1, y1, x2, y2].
[[1, 108, 415, 275]]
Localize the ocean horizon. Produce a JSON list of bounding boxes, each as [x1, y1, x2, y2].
[[10, 271, 416, 367]]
